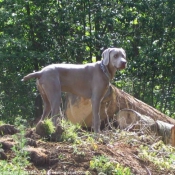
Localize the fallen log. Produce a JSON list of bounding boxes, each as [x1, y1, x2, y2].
[[116, 109, 175, 146], [65, 84, 175, 127], [114, 87, 175, 125], [115, 109, 156, 131]]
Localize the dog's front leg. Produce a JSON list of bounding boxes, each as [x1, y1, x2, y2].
[[91, 97, 102, 133]]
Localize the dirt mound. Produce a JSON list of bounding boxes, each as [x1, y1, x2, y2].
[[0, 124, 174, 175]]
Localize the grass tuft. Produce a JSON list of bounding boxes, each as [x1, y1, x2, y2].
[[42, 118, 56, 135]]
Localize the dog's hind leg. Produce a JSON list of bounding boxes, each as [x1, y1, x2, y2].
[[50, 91, 62, 126], [41, 79, 62, 126], [37, 81, 51, 122], [40, 92, 51, 121]]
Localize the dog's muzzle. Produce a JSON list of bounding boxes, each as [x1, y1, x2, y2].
[[118, 58, 127, 70], [121, 60, 127, 68]]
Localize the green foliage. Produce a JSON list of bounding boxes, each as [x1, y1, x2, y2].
[[0, 117, 30, 174], [139, 141, 175, 170], [42, 118, 55, 135], [12, 117, 30, 167], [1, 0, 175, 121], [14, 116, 28, 129], [90, 155, 132, 175], [0, 120, 5, 125], [0, 160, 28, 175], [61, 120, 81, 143]]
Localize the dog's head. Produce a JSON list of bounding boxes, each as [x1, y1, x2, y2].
[[102, 48, 127, 70]]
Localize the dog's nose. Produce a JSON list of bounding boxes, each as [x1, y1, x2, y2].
[[121, 59, 127, 68], [121, 58, 127, 64], [122, 60, 127, 64], [121, 57, 126, 63]]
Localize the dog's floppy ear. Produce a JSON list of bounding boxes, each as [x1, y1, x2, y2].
[[102, 48, 112, 65]]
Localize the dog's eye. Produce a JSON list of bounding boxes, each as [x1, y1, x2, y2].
[[114, 54, 118, 58], [121, 54, 125, 58]]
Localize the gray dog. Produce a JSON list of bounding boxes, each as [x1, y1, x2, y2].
[[22, 48, 127, 133]]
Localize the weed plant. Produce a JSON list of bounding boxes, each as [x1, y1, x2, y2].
[[138, 140, 175, 170], [0, 116, 30, 174], [61, 119, 81, 143], [90, 155, 132, 175]]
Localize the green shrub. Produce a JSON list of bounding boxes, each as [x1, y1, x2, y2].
[[90, 155, 132, 175]]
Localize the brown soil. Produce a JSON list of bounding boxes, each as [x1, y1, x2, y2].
[[0, 126, 174, 175]]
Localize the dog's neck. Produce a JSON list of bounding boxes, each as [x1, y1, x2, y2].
[[100, 61, 112, 80]]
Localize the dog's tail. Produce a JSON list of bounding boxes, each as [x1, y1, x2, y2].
[[21, 71, 41, 81]]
